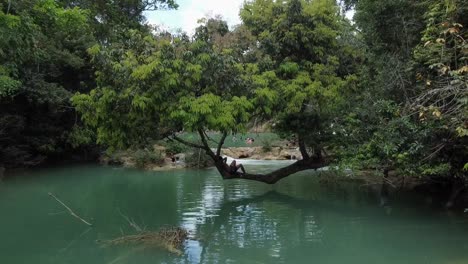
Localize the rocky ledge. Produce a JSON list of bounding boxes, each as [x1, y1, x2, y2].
[[100, 146, 302, 171], [221, 147, 302, 160]]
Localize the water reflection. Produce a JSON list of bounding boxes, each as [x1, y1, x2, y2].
[[178, 174, 468, 264], [180, 188, 365, 264], [1, 165, 468, 264]]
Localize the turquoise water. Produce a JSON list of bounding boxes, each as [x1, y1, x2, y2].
[[1, 164, 468, 264]]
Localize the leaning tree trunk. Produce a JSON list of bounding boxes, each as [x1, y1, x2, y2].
[[171, 130, 329, 184], [445, 178, 465, 209], [379, 168, 391, 207], [214, 157, 328, 184]]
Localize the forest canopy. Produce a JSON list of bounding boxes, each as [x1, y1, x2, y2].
[[1, 0, 467, 193]]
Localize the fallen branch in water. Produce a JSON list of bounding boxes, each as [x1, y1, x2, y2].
[[48, 192, 93, 226], [117, 208, 144, 232], [58, 227, 93, 254], [106, 246, 145, 264], [97, 226, 188, 255]]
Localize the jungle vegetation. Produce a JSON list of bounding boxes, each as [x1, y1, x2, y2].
[[1, 0, 467, 203]]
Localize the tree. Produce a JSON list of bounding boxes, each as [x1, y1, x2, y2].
[[0, 0, 180, 168], [73, 20, 256, 162], [0, 0, 95, 167], [338, 0, 467, 206], [411, 0, 468, 206], [74, 1, 355, 183], [413, 0, 467, 137], [58, 0, 178, 41], [240, 0, 355, 175]]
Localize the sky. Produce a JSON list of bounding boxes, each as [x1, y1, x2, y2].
[[144, 0, 354, 35], [144, 0, 245, 35]]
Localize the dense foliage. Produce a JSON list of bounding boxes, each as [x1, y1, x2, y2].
[[240, 0, 356, 160], [0, 0, 94, 166], [0, 0, 176, 167], [1, 0, 467, 203], [339, 0, 467, 206]]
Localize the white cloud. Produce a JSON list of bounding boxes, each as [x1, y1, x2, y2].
[[145, 0, 244, 35], [145, 0, 356, 34]]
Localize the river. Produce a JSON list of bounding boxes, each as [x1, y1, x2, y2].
[[0, 163, 467, 264]]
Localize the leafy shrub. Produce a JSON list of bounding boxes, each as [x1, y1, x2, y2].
[[164, 140, 188, 155], [132, 149, 164, 168], [261, 138, 273, 152], [185, 148, 214, 168], [67, 125, 94, 148]]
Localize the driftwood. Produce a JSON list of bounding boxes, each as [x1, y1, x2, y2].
[[97, 227, 188, 255], [99, 210, 188, 255], [48, 192, 93, 226]]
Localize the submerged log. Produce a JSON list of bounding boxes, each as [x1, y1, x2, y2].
[[98, 227, 189, 255]]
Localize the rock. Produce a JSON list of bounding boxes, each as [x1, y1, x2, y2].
[[278, 148, 301, 160], [148, 154, 187, 170], [148, 163, 186, 171], [250, 154, 278, 160], [121, 156, 136, 167], [107, 159, 123, 166], [100, 152, 124, 166], [222, 147, 259, 159], [101, 154, 134, 167], [153, 145, 167, 156], [174, 153, 186, 162], [100, 144, 303, 171], [221, 147, 301, 160], [270, 147, 283, 156]]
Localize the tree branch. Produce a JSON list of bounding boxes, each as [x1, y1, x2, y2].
[[298, 136, 310, 160], [198, 129, 215, 158], [216, 132, 228, 157], [174, 130, 327, 185], [203, 130, 219, 145], [171, 135, 207, 150], [215, 158, 328, 184], [48, 192, 93, 226]]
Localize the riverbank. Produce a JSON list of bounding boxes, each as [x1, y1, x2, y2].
[[99, 145, 303, 170], [3, 144, 466, 209]]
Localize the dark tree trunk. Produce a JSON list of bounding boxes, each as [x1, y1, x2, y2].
[[380, 168, 390, 207], [214, 157, 328, 184], [314, 148, 322, 160], [298, 136, 310, 160], [172, 130, 329, 184], [216, 132, 227, 157], [445, 178, 465, 209]]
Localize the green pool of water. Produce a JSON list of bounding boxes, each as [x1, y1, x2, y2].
[[1, 164, 467, 264]]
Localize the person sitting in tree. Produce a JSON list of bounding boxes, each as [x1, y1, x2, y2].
[[229, 159, 246, 175], [219, 156, 246, 175]]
